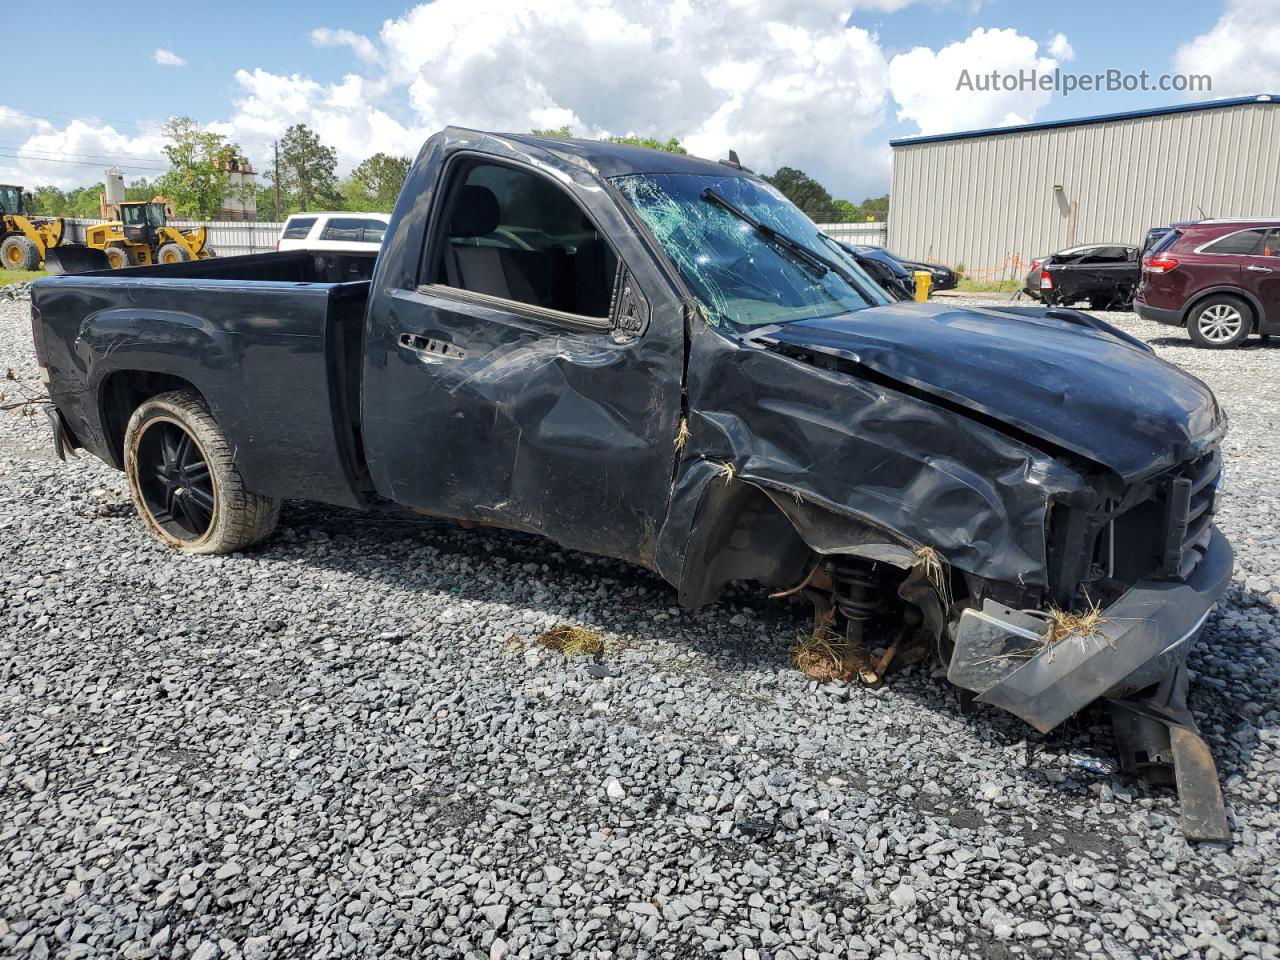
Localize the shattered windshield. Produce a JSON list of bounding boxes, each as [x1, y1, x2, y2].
[[613, 173, 890, 329]]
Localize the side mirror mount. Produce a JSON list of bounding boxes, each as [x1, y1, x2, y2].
[[611, 269, 650, 343]]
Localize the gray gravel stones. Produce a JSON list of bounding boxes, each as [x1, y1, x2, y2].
[[1, 295, 1278, 958], [0, 281, 32, 302]]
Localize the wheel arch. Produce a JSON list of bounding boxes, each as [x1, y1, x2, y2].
[[1179, 285, 1262, 329], [674, 476, 813, 608], [98, 370, 206, 468], [669, 466, 923, 609]]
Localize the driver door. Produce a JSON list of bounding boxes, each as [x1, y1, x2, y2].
[[360, 157, 683, 567]]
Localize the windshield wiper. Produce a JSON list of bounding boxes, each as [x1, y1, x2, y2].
[[700, 188, 833, 279]]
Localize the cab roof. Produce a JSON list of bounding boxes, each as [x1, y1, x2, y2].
[[451, 128, 754, 180]]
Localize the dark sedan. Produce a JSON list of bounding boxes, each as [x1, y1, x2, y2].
[[855, 245, 957, 291], [896, 256, 958, 291], [839, 242, 915, 300], [1023, 243, 1140, 310]]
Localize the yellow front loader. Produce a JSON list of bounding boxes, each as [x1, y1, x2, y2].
[[0, 184, 65, 270], [84, 199, 213, 269]]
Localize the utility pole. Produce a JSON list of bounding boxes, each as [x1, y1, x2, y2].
[[273, 140, 281, 221]]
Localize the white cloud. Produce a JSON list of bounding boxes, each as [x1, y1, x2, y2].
[[371, 0, 892, 197], [1048, 33, 1074, 62], [888, 27, 1064, 135], [1175, 0, 1280, 97], [11, 0, 998, 199], [154, 48, 186, 67], [0, 106, 51, 132], [224, 68, 427, 169], [6, 120, 166, 190], [309, 27, 379, 62]]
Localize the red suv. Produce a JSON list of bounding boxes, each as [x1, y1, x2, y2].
[[1134, 219, 1280, 348]]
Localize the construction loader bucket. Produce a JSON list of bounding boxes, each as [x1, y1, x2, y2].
[[44, 246, 111, 276]]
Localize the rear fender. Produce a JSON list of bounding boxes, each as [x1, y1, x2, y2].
[[1180, 285, 1266, 330], [78, 308, 236, 464]]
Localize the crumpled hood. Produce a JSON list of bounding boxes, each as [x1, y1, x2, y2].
[[755, 301, 1223, 480]]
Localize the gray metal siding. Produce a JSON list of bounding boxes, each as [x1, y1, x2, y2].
[[888, 102, 1280, 279]]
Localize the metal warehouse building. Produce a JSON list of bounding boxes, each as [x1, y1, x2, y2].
[[887, 94, 1280, 279]]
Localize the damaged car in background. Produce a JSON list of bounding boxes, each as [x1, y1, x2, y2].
[[1024, 243, 1141, 309], [31, 128, 1233, 840]]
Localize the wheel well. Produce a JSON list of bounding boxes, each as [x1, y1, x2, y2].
[[1181, 288, 1258, 329], [678, 480, 815, 607], [99, 371, 202, 467]]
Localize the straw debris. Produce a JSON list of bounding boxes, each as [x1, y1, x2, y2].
[[1047, 601, 1109, 648], [537, 624, 605, 657], [792, 629, 871, 685], [674, 418, 691, 451], [915, 545, 953, 608]]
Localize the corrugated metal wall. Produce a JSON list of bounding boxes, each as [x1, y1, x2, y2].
[[888, 102, 1280, 280]]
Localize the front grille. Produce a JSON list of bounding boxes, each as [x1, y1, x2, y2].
[[1162, 447, 1220, 579], [1110, 447, 1221, 584]]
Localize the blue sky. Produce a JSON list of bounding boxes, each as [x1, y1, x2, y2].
[[3, 0, 1268, 199]]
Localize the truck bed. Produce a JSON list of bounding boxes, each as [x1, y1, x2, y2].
[[33, 251, 378, 508]]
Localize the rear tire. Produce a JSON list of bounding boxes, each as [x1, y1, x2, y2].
[[1, 235, 39, 271], [1187, 295, 1252, 349], [104, 246, 132, 269], [157, 243, 191, 264], [124, 390, 280, 554]]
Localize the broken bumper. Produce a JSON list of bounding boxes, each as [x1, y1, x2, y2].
[[954, 526, 1231, 732], [949, 526, 1234, 839]]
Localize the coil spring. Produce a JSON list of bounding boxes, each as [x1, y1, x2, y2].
[[830, 565, 881, 622]]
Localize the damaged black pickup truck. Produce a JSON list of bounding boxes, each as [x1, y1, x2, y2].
[[31, 129, 1233, 838]]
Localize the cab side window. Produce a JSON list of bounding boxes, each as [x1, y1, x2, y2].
[[430, 162, 618, 318]]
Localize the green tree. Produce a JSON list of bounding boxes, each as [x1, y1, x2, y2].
[[26, 186, 69, 216], [154, 116, 239, 219], [254, 183, 288, 221], [335, 177, 373, 212], [763, 167, 838, 222], [276, 123, 338, 212], [832, 199, 858, 222], [530, 127, 688, 154], [855, 194, 889, 221], [349, 153, 410, 212], [125, 177, 158, 203], [605, 135, 687, 154]]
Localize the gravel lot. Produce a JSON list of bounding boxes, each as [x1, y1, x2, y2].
[[1, 292, 1276, 960]]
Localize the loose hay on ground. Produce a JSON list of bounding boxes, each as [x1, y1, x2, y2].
[[537, 624, 604, 657]]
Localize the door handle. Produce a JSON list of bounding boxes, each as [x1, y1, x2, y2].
[[1245, 265, 1273, 273], [398, 332, 467, 361]]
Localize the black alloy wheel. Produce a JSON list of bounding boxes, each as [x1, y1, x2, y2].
[[134, 418, 216, 541]]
